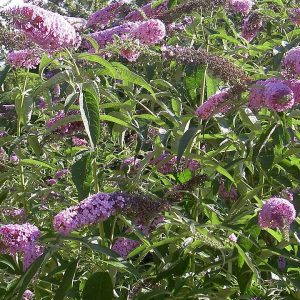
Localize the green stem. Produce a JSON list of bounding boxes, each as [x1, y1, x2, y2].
[[17, 70, 29, 217]]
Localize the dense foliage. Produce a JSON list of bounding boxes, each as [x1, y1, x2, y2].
[[0, 0, 300, 299]]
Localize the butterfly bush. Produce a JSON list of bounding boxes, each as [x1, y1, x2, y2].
[[133, 19, 166, 45], [0, 223, 43, 270], [53, 192, 167, 235], [241, 12, 263, 42], [196, 89, 234, 119], [46, 110, 83, 136], [7, 49, 41, 69], [228, 0, 254, 15], [125, 0, 169, 22], [258, 198, 296, 229], [228, 233, 238, 242], [289, 8, 300, 25], [112, 216, 164, 257], [281, 47, 300, 78], [22, 290, 34, 300], [87, 0, 127, 29], [264, 81, 294, 111], [9, 5, 79, 52], [148, 152, 200, 174]]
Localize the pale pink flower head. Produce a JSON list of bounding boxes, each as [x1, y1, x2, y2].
[[282, 47, 300, 78], [196, 89, 233, 119], [264, 81, 294, 112], [228, 0, 254, 15], [258, 197, 296, 229], [8, 49, 41, 69], [133, 19, 166, 45], [289, 8, 300, 26], [228, 233, 238, 242], [9, 5, 79, 52]]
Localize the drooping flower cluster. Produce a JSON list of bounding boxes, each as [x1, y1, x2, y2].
[[258, 197, 296, 229], [53, 192, 167, 235], [87, 0, 127, 29], [148, 152, 200, 174], [196, 89, 234, 119], [0, 223, 43, 270], [277, 256, 286, 271], [281, 47, 300, 78], [241, 12, 262, 42], [228, 0, 254, 15], [9, 5, 79, 52], [53, 192, 120, 235], [85, 19, 166, 60], [86, 22, 139, 50], [162, 46, 251, 87], [125, 0, 169, 22], [7, 49, 41, 69], [248, 78, 297, 112], [46, 110, 83, 136]]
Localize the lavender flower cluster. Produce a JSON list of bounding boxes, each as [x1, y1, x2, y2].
[[53, 192, 167, 235], [85, 18, 166, 61], [0, 223, 43, 270], [258, 197, 296, 229]]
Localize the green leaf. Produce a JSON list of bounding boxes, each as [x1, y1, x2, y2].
[[6, 246, 58, 300], [54, 259, 79, 300], [112, 62, 156, 99], [71, 152, 92, 200], [27, 135, 43, 157], [0, 64, 10, 86], [79, 90, 100, 149], [77, 53, 115, 77], [47, 114, 82, 133], [177, 127, 199, 164], [216, 165, 235, 183], [99, 115, 134, 129], [235, 244, 259, 281], [82, 272, 113, 300], [21, 159, 54, 170]]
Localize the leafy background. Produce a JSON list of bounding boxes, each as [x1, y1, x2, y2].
[[0, 0, 300, 299]]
